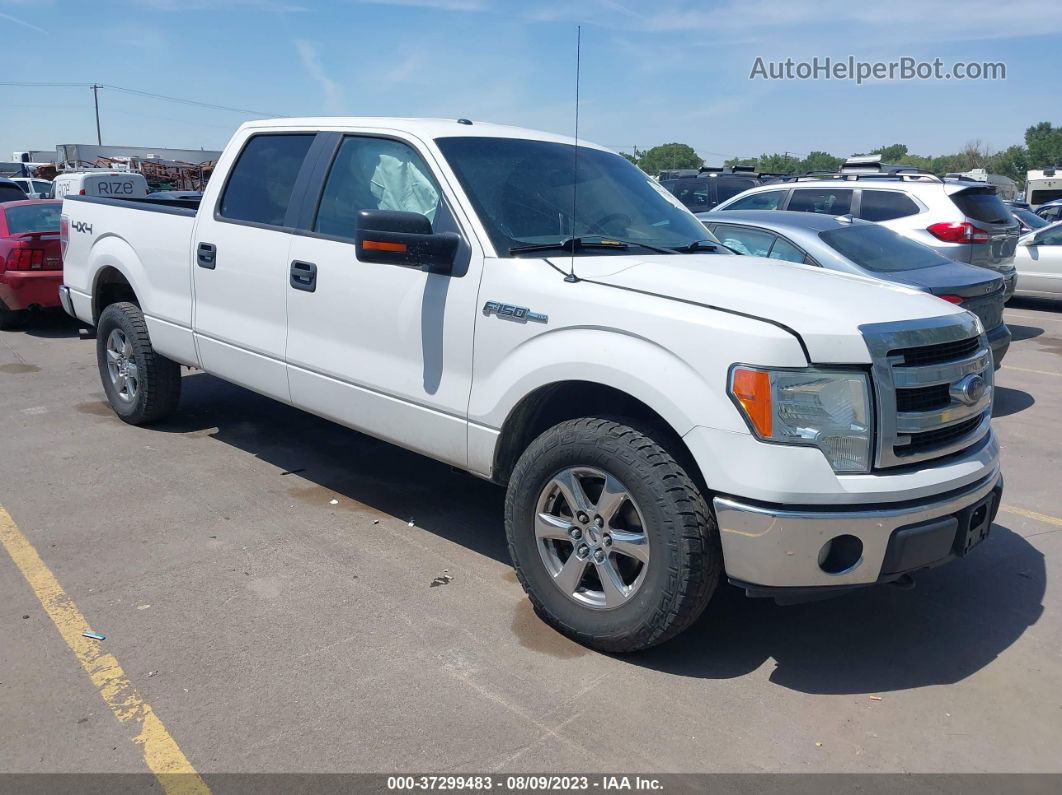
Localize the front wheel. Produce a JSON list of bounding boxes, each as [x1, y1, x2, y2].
[[505, 418, 721, 653], [96, 301, 181, 425]]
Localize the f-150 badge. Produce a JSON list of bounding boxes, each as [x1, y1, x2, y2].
[[482, 301, 548, 324]]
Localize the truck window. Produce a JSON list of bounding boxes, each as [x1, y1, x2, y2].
[[314, 136, 441, 238], [859, 190, 920, 221], [435, 136, 709, 256], [218, 134, 315, 227]]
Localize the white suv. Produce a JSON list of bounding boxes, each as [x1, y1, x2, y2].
[[715, 158, 1019, 298]]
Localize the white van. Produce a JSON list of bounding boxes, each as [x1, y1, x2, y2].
[[53, 171, 149, 200]]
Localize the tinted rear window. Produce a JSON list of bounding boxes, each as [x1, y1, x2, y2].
[[820, 224, 946, 272], [662, 178, 713, 212], [949, 189, 1011, 224], [859, 190, 920, 222], [714, 178, 757, 204], [4, 203, 61, 234], [219, 134, 315, 226], [788, 188, 853, 215]]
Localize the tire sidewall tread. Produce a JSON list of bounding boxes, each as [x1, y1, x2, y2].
[[96, 302, 181, 425], [505, 416, 721, 653]]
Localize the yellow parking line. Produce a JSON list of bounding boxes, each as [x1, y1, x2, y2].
[[1000, 504, 1062, 528], [0, 505, 209, 795], [1001, 365, 1062, 378]]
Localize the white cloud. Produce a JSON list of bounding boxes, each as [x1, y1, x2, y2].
[[295, 39, 345, 114]]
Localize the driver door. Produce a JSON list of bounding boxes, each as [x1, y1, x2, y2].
[[284, 133, 481, 467]]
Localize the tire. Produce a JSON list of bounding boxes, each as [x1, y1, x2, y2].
[[96, 301, 181, 425], [0, 305, 26, 330], [505, 417, 721, 653]]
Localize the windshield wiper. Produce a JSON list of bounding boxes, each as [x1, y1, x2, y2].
[[509, 236, 676, 256], [672, 239, 720, 253], [672, 239, 746, 255]]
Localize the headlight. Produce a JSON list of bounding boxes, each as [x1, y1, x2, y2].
[[728, 366, 873, 474]]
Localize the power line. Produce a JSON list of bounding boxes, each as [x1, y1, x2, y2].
[[99, 85, 284, 118], [0, 81, 284, 117]]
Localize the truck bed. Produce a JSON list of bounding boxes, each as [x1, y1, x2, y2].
[[64, 194, 201, 216]]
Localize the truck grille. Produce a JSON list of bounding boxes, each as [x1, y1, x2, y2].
[[895, 383, 950, 413], [862, 315, 993, 469], [899, 412, 987, 458]]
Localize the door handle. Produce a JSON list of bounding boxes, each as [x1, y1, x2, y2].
[[197, 242, 217, 269], [290, 260, 317, 292]]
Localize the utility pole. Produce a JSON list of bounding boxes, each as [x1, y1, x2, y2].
[[91, 84, 102, 145]]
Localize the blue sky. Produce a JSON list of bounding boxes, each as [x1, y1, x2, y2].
[[2, 0, 1058, 163]]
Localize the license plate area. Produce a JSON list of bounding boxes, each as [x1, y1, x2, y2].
[[954, 493, 997, 556]]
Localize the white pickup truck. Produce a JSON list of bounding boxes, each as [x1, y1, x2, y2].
[[59, 118, 1003, 651]]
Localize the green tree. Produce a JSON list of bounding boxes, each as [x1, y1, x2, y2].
[[638, 143, 701, 175], [1025, 122, 1062, 168], [801, 151, 843, 173], [754, 153, 799, 173], [871, 144, 909, 163], [987, 145, 1030, 185]]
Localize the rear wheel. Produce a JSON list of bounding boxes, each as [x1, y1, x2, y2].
[[505, 417, 721, 653], [96, 302, 181, 424]]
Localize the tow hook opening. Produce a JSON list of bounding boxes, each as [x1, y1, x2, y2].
[[817, 534, 864, 574]]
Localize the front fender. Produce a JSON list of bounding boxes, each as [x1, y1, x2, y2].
[[468, 325, 745, 438]]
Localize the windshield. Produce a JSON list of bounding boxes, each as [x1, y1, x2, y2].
[[820, 224, 948, 272], [4, 203, 61, 234], [435, 136, 710, 256], [1012, 207, 1048, 229]]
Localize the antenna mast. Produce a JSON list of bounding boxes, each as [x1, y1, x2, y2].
[[566, 25, 582, 283]]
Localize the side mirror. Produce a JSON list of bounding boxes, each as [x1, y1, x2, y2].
[[355, 209, 459, 275]]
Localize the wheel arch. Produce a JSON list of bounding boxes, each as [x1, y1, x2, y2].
[[88, 236, 146, 325], [490, 380, 708, 496]]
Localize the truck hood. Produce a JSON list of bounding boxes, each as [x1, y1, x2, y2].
[[575, 254, 968, 364]]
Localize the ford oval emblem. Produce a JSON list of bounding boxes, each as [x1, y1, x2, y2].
[[952, 373, 987, 406]]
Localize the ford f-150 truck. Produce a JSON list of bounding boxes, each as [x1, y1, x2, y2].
[[59, 118, 1002, 652]]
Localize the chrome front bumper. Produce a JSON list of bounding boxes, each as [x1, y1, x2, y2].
[[714, 470, 1002, 590], [57, 285, 75, 318]]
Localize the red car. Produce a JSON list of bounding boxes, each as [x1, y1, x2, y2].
[[0, 199, 64, 329]]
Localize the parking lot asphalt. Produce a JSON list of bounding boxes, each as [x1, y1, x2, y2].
[[1, 299, 1061, 777]]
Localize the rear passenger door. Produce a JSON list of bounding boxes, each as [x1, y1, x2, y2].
[[192, 131, 317, 402]]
